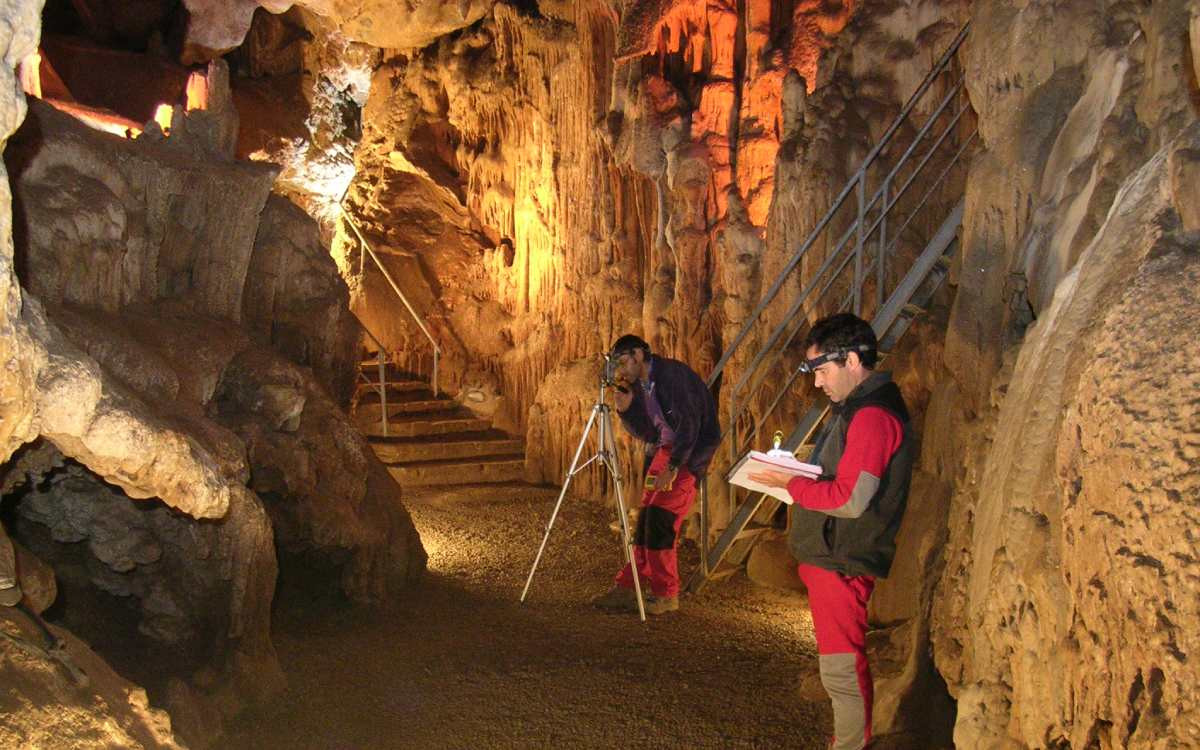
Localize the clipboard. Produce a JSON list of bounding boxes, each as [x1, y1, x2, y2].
[[726, 450, 823, 505]]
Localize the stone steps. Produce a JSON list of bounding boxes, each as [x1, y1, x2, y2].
[[351, 363, 527, 486], [354, 398, 459, 422], [371, 433, 524, 463], [354, 379, 429, 398], [385, 455, 526, 486], [357, 413, 491, 439]]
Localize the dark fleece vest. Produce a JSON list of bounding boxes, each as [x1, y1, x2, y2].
[[787, 372, 914, 578]]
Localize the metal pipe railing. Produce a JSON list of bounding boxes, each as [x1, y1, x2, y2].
[[341, 208, 442, 397], [706, 22, 971, 387], [357, 323, 391, 437], [722, 39, 971, 443], [697, 23, 976, 574]]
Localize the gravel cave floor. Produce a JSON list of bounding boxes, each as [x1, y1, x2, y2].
[[225, 483, 863, 749]]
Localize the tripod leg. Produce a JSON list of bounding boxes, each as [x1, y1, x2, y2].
[[610, 464, 645, 621], [521, 404, 601, 603], [601, 409, 645, 622]]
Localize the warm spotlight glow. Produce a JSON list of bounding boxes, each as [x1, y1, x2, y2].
[[44, 99, 142, 138], [19, 52, 41, 98], [185, 70, 209, 111], [154, 104, 174, 134]]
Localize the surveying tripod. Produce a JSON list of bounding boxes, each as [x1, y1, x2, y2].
[[520, 364, 646, 621]]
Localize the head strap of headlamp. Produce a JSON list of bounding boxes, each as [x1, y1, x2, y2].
[[798, 343, 874, 374]]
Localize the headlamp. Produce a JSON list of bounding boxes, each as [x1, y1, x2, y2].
[[798, 344, 874, 374]]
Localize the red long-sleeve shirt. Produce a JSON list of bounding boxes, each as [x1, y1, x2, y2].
[[786, 406, 904, 518]]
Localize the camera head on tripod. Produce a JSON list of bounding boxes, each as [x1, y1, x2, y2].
[[599, 352, 628, 392]]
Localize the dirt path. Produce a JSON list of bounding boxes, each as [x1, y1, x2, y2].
[[226, 484, 834, 749]]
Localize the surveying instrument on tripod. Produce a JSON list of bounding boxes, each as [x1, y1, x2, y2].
[[520, 351, 647, 621]]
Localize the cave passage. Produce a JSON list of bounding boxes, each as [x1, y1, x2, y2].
[[225, 483, 851, 750]]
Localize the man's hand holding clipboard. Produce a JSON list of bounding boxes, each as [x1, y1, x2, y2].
[[727, 432, 823, 505]]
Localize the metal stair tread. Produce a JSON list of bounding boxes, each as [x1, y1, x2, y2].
[[354, 380, 429, 395], [365, 408, 474, 422]]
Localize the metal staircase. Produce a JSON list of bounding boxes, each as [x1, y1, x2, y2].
[[689, 23, 976, 591]]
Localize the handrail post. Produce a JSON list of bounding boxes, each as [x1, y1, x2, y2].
[[377, 351, 389, 438], [342, 208, 442, 396], [878, 177, 889, 310], [853, 174, 866, 315]]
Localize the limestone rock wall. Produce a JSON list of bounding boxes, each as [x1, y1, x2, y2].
[[341, 1, 650, 460], [244, 193, 359, 403], [336, 0, 968, 504], [1, 22, 425, 744], [9, 100, 276, 321], [183, 0, 494, 62], [2, 2, 176, 746], [928, 1, 1200, 746], [6, 95, 424, 601], [0, 0, 43, 466]]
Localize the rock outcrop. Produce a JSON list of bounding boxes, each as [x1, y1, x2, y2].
[[2, 38, 425, 747], [929, 2, 1200, 746], [183, 0, 494, 62], [1, 607, 184, 749]]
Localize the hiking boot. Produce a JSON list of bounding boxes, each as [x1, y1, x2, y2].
[[591, 585, 637, 611], [644, 593, 679, 615]]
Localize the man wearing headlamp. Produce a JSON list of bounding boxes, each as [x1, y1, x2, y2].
[[591, 334, 719, 616], [749, 313, 914, 750]]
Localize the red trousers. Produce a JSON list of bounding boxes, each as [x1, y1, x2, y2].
[[614, 448, 696, 598], [798, 563, 876, 750]]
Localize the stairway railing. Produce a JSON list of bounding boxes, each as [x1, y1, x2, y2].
[[694, 22, 976, 586], [356, 323, 392, 437], [341, 207, 441, 399]]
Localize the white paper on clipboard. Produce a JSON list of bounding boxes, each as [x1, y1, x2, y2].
[[726, 450, 823, 505]]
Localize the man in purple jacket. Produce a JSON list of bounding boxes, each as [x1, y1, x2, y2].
[[592, 334, 719, 615]]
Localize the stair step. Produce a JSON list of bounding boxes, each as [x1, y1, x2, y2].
[[359, 357, 395, 369], [355, 378, 428, 394], [359, 415, 491, 438], [371, 435, 524, 463], [386, 455, 526, 485], [355, 399, 458, 421], [357, 359, 419, 375]]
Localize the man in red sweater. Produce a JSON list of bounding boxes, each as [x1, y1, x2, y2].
[[750, 313, 913, 750]]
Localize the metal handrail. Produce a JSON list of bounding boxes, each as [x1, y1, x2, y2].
[[726, 93, 974, 457], [714, 23, 973, 462], [356, 323, 392, 437], [341, 208, 441, 398], [693, 23, 976, 577], [706, 21, 971, 387]]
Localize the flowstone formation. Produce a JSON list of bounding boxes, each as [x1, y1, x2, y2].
[[928, 2, 1200, 747]]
